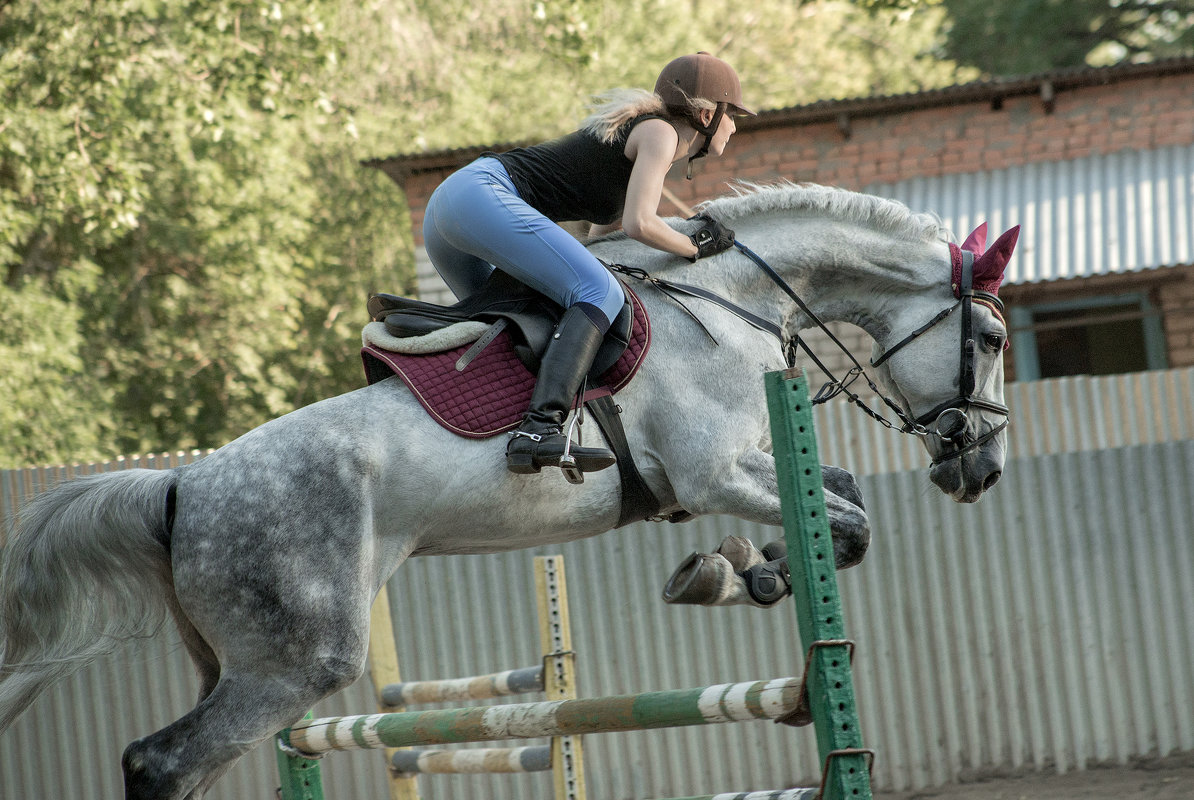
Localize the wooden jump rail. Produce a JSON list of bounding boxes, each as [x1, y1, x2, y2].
[[378, 664, 555, 778], [378, 554, 584, 798], [380, 664, 546, 706], [288, 677, 805, 751], [276, 370, 874, 800], [389, 743, 552, 776]]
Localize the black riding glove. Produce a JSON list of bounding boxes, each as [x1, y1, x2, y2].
[[687, 214, 736, 262]]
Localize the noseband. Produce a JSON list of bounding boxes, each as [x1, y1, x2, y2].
[[734, 242, 1010, 466]]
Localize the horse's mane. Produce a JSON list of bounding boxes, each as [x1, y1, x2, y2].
[[699, 181, 947, 243]]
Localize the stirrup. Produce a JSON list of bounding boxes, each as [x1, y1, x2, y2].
[[559, 415, 584, 485], [558, 382, 589, 484]]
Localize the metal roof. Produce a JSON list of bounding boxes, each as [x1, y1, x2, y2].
[[747, 56, 1194, 130]]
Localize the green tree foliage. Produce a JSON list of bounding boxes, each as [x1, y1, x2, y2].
[[1, 0, 406, 466], [340, 0, 974, 154], [0, 280, 107, 467], [941, 0, 1194, 75]]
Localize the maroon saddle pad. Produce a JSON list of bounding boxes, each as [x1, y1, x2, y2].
[[361, 285, 650, 439]]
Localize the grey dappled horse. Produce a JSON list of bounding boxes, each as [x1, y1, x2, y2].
[[0, 183, 1016, 799]]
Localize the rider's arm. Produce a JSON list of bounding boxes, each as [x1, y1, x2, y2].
[[621, 119, 700, 260]]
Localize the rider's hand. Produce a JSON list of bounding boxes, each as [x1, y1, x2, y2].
[[687, 214, 736, 262]]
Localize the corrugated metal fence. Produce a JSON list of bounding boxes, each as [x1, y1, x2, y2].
[[3, 369, 1193, 799]]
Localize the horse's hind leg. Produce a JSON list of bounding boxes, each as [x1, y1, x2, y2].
[[121, 624, 368, 800], [125, 434, 395, 798], [122, 655, 364, 799], [163, 592, 220, 702], [122, 578, 373, 799]]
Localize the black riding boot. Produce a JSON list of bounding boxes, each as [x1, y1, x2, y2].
[[507, 306, 616, 480]]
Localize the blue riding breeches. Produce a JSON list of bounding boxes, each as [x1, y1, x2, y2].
[[422, 158, 625, 329]]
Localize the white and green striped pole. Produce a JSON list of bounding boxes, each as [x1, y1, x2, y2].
[[288, 677, 803, 753]]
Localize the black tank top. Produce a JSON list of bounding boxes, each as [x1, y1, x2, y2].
[[488, 114, 668, 226]]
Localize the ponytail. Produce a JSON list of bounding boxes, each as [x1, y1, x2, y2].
[[580, 89, 667, 143]]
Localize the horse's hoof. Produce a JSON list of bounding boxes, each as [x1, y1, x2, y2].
[[761, 539, 787, 561], [661, 552, 734, 605], [714, 535, 767, 572], [661, 539, 786, 608]]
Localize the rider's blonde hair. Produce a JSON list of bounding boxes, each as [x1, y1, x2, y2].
[[581, 88, 717, 144]]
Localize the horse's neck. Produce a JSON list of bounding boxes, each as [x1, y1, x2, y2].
[[720, 217, 948, 344]]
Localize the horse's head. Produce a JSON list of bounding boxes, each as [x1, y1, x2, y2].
[[869, 223, 1019, 502], [682, 183, 1019, 502]]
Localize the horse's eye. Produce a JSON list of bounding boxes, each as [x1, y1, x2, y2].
[[984, 333, 1004, 351]]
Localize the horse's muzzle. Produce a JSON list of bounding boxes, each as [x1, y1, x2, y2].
[[929, 438, 1004, 502]]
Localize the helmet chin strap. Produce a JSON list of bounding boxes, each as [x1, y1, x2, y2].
[[685, 103, 726, 180]]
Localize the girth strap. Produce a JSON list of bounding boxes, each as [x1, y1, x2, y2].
[[585, 395, 667, 527]]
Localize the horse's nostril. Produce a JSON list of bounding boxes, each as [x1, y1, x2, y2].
[[983, 470, 1002, 490]]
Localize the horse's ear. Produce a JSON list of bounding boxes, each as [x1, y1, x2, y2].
[[961, 222, 988, 255], [973, 225, 1020, 291]]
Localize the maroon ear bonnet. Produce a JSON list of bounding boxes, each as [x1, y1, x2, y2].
[[961, 222, 987, 255], [952, 223, 1019, 300], [950, 223, 1019, 346]]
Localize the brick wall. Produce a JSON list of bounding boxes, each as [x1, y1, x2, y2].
[[1157, 265, 1194, 368], [399, 67, 1194, 242], [674, 74, 1194, 208]]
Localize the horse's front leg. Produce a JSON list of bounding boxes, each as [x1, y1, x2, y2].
[[821, 464, 870, 568], [672, 445, 785, 523], [663, 454, 869, 607], [676, 448, 869, 563]]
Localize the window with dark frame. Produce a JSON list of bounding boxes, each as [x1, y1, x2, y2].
[[1008, 293, 1168, 381]]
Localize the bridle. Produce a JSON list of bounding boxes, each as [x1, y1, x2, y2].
[[684, 103, 727, 180], [608, 241, 1010, 466], [737, 240, 1009, 466]]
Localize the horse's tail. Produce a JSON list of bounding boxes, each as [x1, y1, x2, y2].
[[0, 468, 177, 734]]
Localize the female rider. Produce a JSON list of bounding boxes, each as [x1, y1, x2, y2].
[[421, 52, 753, 477]]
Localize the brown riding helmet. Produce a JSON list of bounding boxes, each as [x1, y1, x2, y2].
[[654, 52, 755, 117]]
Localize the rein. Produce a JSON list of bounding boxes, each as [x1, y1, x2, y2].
[[608, 240, 1010, 466], [605, 262, 784, 345], [731, 241, 928, 435]]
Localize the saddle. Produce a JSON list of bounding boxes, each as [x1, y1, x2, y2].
[[362, 270, 650, 439], [367, 269, 634, 380], [361, 270, 670, 527]]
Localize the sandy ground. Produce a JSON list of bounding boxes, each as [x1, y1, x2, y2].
[[874, 755, 1194, 799]]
